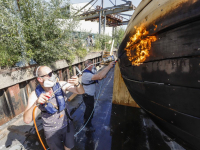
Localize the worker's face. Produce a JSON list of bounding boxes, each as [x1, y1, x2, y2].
[[87, 63, 93, 70], [37, 67, 53, 84]]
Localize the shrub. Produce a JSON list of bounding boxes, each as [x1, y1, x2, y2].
[[0, 0, 80, 67]]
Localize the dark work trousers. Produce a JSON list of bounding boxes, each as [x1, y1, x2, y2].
[[82, 93, 94, 126]]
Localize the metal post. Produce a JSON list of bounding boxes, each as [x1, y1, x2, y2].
[[112, 26, 114, 39], [99, 0, 103, 34], [104, 12, 106, 34], [99, 11, 101, 34]]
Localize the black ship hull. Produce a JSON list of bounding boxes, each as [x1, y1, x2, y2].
[[118, 0, 200, 149]]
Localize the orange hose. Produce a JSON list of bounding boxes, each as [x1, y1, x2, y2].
[[33, 106, 46, 150]]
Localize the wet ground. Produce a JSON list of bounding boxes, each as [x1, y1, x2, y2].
[[0, 67, 186, 150]]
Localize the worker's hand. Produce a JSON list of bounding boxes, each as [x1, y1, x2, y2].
[[108, 61, 116, 68], [36, 93, 51, 105], [68, 75, 79, 86]]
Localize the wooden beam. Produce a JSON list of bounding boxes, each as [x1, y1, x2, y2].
[[112, 62, 140, 108]]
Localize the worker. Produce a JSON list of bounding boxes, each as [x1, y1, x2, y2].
[[23, 66, 84, 150], [86, 36, 91, 47], [82, 60, 115, 131]]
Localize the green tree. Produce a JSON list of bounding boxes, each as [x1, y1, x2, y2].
[[18, 0, 79, 65], [0, 0, 80, 67], [94, 34, 112, 51], [113, 27, 125, 49], [0, 0, 24, 67]]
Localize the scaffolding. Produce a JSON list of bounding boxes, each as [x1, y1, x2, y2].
[[75, 0, 136, 34]]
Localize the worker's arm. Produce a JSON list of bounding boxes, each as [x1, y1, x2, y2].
[[60, 76, 85, 94], [23, 91, 50, 124], [91, 61, 115, 80]]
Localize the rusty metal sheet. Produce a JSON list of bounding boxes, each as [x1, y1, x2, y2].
[[73, 66, 76, 76], [27, 79, 37, 92], [62, 68, 68, 81], [67, 68, 70, 79], [78, 64, 82, 78], [0, 90, 12, 126], [58, 70, 63, 81], [6, 84, 26, 117]]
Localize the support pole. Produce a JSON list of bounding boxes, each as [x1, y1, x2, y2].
[[99, 11, 101, 34], [104, 12, 106, 34], [112, 26, 114, 39], [99, 0, 104, 34]]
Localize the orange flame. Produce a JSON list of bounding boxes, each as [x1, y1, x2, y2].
[[125, 26, 157, 66], [153, 23, 157, 31]]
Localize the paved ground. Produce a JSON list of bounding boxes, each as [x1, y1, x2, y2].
[[0, 66, 188, 150]]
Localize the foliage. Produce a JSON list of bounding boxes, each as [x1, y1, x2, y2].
[[0, 0, 24, 67], [113, 27, 125, 49], [94, 34, 112, 51], [0, 0, 81, 67], [73, 38, 87, 58], [18, 0, 79, 65]]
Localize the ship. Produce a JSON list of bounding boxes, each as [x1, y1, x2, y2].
[[118, 0, 200, 149]]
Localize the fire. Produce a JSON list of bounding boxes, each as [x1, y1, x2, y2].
[[124, 26, 157, 66], [153, 23, 157, 31]]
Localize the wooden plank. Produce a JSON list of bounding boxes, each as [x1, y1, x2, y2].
[[121, 0, 200, 45], [149, 112, 200, 150], [119, 19, 200, 67], [120, 57, 200, 88], [112, 62, 139, 108], [123, 78, 200, 140], [119, 0, 200, 66], [122, 76, 200, 118], [73, 66, 76, 76], [125, 0, 152, 33]]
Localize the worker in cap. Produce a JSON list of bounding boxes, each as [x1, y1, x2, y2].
[[82, 60, 115, 131]]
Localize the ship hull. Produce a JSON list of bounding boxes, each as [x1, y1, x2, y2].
[[119, 0, 200, 149]]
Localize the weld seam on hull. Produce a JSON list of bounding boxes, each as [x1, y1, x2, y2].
[[138, 103, 200, 141], [124, 88, 200, 142], [121, 75, 200, 90], [123, 77, 200, 120]]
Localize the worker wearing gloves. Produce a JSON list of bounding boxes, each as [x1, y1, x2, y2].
[[82, 60, 115, 131], [23, 66, 84, 150]]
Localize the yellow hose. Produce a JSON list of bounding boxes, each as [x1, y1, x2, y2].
[[33, 106, 47, 150]]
